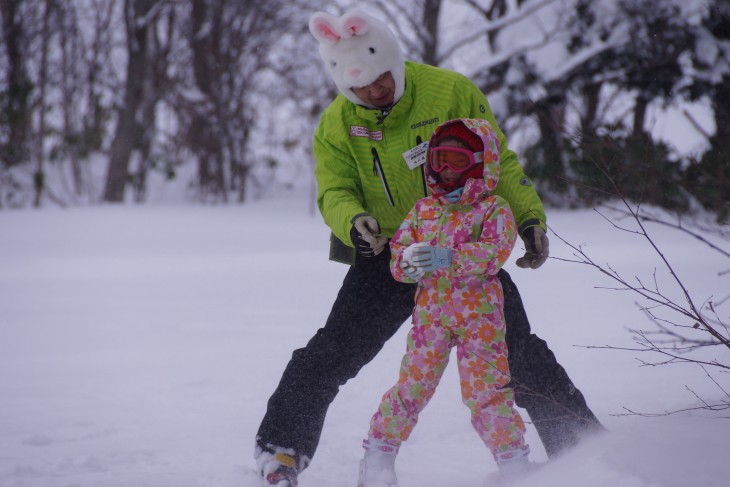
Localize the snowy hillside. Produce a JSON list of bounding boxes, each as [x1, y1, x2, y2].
[[0, 199, 727, 487]]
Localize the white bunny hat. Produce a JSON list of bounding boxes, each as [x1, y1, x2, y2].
[[309, 9, 406, 108]]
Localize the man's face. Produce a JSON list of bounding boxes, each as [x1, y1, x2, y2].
[[351, 72, 395, 109]]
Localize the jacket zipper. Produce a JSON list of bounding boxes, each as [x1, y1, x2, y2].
[[416, 135, 428, 197], [371, 147, 395, 207]]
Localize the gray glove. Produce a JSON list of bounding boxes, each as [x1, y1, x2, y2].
[[350, 214, 388, 257], [516, 227, 549, 269], [401, 242, 452, 277], [410, 245, 452, 272], [400, 260, 425, 280]]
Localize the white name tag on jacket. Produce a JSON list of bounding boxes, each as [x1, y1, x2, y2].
[[402, 142, 429, 170]]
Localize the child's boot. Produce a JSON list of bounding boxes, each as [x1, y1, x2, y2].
[[357, 437, 399, 487], [495, 447, 532, 483]]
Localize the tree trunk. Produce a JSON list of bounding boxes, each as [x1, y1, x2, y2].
[[711, 77, 730, 148], [632, 95, 648, 138], [58, 3, 84, 197], [710, 75, 730, 219], [485, 0, 507, 50], [33, 0, 52, 208], [103, 0, 154, 203], [580, 82, 602, 142], [0, 0, 33, 167], [534, 91, 567, 193], [421, 0, 441, 65]]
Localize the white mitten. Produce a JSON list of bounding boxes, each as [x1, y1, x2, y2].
[[400, 242, 430, 280]]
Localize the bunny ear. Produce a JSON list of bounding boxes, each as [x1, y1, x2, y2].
[[341, 13, 369, 37], [309, 12, 341, 45]]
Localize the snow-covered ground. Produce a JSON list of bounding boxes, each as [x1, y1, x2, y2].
[[0, 198, 727, 487]]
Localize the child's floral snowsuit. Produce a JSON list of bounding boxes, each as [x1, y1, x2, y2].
[[367, 119, 529, 460]]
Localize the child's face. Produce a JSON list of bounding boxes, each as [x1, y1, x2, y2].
[[436, 139, 467, 188]]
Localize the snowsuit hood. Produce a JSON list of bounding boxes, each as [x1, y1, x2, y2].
[[425, 118, 501, 203]]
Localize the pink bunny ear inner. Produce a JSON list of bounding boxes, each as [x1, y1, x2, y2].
[[310, 15, 341, 44], [342, 16, 369, 37]]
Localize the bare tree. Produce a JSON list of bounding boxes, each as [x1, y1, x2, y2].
[[34, 0, 118, 206], [103, 0, 170, 203], [368, 0, 443, 65], [33, 0, 53, 208], [0, 0, 34, 177], [682, 0, 730, 222], [56, 0, 95, 201], [551, 160, 730, 417], [0, 0, 722, 211], [170, 0, 293, 203]]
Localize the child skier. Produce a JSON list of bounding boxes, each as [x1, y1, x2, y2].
[[358, 118, 531, 487]]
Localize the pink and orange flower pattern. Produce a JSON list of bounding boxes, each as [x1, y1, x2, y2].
[[367, 119, 528, 459]]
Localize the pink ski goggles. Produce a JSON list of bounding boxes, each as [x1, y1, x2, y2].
[[429, 147, 484, 173]]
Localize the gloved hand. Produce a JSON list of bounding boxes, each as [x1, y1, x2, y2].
[[400, 242, 428, 280], [515, 227, 549, 269], [400, 259, 425, 281], [350, 214, 388, 257], [407, 243, 453, 272]]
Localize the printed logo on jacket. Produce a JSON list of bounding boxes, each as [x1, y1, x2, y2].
[[350, 125, 383, 141]]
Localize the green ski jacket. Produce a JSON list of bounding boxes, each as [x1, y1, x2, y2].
[[314, 61, 546, 264]]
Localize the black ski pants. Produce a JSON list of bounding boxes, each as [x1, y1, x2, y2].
[[256, 248, 603, 466]]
